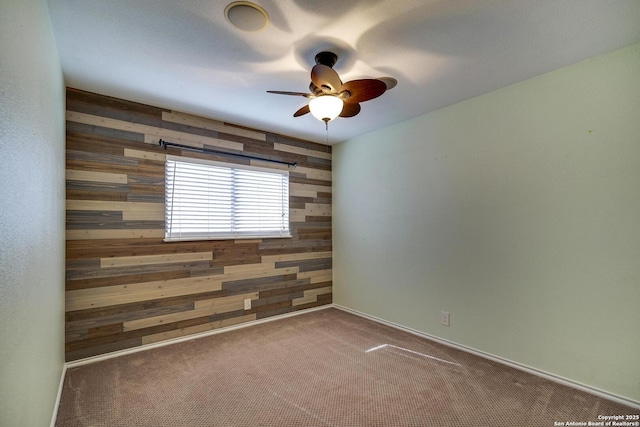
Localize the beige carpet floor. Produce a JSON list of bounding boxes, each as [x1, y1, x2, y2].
[[55, 307, 637, 426]]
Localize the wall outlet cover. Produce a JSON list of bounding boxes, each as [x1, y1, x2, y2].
[[440, 311, 450, 326]]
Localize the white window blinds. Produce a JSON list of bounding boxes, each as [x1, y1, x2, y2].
[[165, 155, 290, 241]]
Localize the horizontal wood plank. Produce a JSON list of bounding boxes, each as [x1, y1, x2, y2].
[[66, 275, 225, 312], [162, 111, 266, 141], [261, 251, 332, 263], [141, 313, 257, 345], [100, 252, 212, 268], [66, 169, 128, 184]]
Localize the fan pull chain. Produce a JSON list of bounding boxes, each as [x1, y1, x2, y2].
[[323, 118, 329, 131], [324, 118, 329, 144]]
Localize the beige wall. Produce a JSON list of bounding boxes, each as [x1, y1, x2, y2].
[[0, 0, 66, 425], [333, 43, 640, 403]]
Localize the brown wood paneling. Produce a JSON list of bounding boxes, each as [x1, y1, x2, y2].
[[65, 88, 332, 360]]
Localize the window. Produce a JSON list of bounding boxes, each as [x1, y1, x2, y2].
[[165, 155, 290, 241]]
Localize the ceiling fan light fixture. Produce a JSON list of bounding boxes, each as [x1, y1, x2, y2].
[[224, 2, 269, 32], [309, 95, 344, 123], [267, 50, 394, 126]]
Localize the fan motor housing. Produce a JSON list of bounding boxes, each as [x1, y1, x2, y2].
[[315, 51, 338, 68]]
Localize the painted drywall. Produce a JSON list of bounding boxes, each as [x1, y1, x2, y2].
[[333, 43, 640, 403], [0, 0, 66, 425]]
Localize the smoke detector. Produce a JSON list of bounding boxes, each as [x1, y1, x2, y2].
[[224, 2, 269, 32]]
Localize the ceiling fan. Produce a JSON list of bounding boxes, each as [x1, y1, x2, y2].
[[267, 51, 395, 126]]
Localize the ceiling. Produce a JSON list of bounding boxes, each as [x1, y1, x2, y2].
[[47, 0, 640, 145]]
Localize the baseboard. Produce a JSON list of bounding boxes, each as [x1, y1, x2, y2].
[[333, 304, 640, 410], [54, 301, 639, 422], [50, 362, 67, 427], [65, 304, 332, 368]]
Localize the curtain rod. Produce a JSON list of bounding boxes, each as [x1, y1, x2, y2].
[[158, 139, 296, 168]]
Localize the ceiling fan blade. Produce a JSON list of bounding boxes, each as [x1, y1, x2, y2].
[[267, 90, 312, 97], [311, 64, 342, 93], [339, 103, 361, 118], [341, 79, 387, 103], [293, 105, 310, 117]]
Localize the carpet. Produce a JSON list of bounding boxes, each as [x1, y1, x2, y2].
[[55, 307, 637, 426]]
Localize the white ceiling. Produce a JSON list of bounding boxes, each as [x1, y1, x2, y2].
[[47, 0, 640, 145]]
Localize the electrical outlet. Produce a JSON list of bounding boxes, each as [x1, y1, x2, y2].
[[244, 299, 251, 310], [440, 311, 450, 326]]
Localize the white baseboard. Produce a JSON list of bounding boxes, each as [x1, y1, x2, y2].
[[333, 304, 640, 410], [52, 301, 638, 427], [65, 304, 332, 368], [50, 362, 67, 427]]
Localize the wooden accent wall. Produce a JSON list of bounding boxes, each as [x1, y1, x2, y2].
[[65, 88, 332, 361]]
